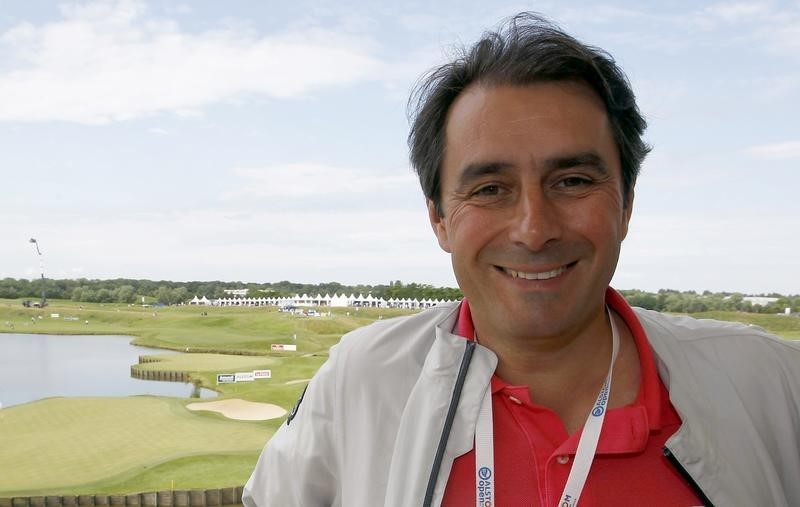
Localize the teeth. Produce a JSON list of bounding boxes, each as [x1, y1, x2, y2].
[[503, 266, 567, 280]]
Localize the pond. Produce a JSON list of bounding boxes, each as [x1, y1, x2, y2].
[[0, 333, 217, 408]]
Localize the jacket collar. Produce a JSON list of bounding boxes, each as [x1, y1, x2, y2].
[[384, 303, 497, 507], [638, 308, 793, 507]]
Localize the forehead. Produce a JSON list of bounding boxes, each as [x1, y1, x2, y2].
[[441, 82, 619, 178]]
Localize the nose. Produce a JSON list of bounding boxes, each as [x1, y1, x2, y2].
[[507, 186, 562, 251]]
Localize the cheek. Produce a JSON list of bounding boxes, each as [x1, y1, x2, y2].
[[574, 193, 627, 230], [453, 217, 512, 272], [447, 206, 500, 248]]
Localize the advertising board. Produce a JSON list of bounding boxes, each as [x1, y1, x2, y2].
[[234, 372, 255, 382]]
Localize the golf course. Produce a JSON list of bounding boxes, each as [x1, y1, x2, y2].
[[1, 298, 798, 497], [0, 299, 415, 497]]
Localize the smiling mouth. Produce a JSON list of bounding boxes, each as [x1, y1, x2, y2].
[[500, 262, 575, 280]]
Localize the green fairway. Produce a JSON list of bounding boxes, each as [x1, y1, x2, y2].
[[87, 452, 263, 494], [0, 397, 272, 496], [0, 299, 406, 354]]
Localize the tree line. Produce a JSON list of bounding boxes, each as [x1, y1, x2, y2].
[[619, 289, 798, 314], [0, 278, 463, 306], [0, 277, 796, 313]]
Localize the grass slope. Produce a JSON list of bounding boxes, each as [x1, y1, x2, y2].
[[89, 452, 263, 494], [0, 397, 272, 496], [0, 299, 402, 354]]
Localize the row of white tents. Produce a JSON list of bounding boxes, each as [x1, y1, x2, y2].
[[188, 293, 456, 309]]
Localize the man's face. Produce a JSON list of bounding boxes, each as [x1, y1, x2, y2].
[[429, 82, 632, 342]]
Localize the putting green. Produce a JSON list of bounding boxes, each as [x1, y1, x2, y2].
[[136, 352, 277, 371], [0, 396, 272, 496]]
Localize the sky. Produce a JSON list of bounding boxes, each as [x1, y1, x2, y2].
[[1, 0, 798, 295]]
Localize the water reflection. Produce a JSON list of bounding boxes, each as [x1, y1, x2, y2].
[[0, 333, 217, 407]]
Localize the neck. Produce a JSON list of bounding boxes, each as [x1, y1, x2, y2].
[[475, 309, 640, 434]]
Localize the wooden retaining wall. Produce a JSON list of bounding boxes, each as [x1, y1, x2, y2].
[[0, 486, 243, 507], [129, 365, 189, 382], [129, 356, 189, 383]]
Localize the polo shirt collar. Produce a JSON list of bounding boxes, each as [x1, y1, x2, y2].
[[454, 287, 666, 455]]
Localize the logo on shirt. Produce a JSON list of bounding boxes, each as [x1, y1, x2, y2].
[[477, 467, 493, 506], [591, 378, 611, 417]]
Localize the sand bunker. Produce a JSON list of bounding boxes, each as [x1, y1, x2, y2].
[[187, 398, 287, 421]]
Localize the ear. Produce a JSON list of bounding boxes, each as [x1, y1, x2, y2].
[[621, 187, 634, 241], [427, 199, 452, 253]]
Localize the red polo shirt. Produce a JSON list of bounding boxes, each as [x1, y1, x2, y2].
[[442, 288, 702, 506]]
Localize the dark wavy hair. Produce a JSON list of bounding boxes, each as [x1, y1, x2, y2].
[[408, 13, 650, 216]]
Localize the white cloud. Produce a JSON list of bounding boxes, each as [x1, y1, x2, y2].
[[555, 4, 652, 25], [701, 1, 772, 23], [690, 1, 800, 53], [745, 140, 800, 160], [0, 205, 450, 285], [617, 213, 800, 293], [635, 150, 733, 192], [0, 0, 381, 124], [224, 163, 419, 200], [765, 15, 800, 52]]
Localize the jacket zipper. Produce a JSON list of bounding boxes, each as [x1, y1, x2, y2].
[[423, 340, 476, 507], [663, 447, 715, 507]]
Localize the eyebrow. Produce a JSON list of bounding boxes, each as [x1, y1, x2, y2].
[[458, 161, 514, 186], [457, 151, 608, 188], [543, 152, 608, 174]]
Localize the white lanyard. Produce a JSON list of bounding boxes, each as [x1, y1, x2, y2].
[[474, 309, 620, 507]]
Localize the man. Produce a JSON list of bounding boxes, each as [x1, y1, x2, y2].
[[244, 13, 800, 506]]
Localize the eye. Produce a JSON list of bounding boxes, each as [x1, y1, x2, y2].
[[472, 184, 501, 196], [557, 176, 593, 188]]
